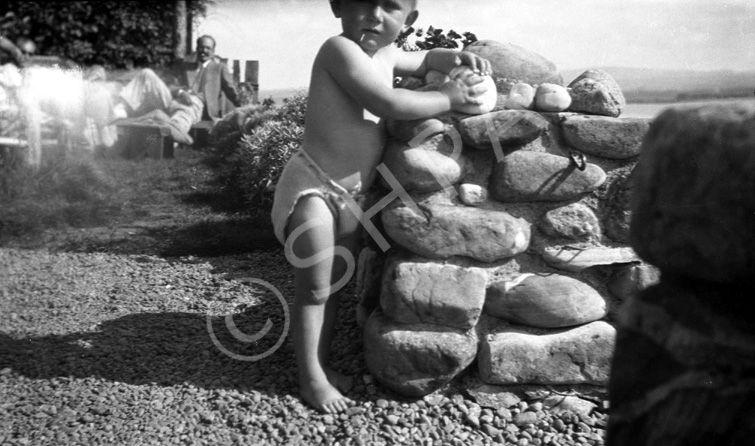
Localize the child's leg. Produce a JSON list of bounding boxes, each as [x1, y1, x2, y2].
[[318, 229, 361, 392], [286, 195, 353, 413]]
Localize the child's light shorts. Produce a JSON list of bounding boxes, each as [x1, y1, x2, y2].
[[271, 149, 365, 246]]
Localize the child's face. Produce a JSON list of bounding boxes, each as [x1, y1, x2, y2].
[[333, 0, 418, 55]]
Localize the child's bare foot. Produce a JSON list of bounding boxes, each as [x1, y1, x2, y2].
[[300, 378, 353, 413], [325, 368, 353, 393]]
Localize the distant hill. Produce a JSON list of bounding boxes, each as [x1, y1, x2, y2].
[[258, 87, 307, 105], [258, 68, 754, 105], [561, 67, 755, 103]]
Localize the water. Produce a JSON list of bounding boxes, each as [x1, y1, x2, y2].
[[258, 89, 755, 119], [622, 97, 755, 119]]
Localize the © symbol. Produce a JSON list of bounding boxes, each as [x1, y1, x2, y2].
[[206, 278, 290, 362]]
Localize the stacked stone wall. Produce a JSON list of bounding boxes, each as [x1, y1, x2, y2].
[[356, 49, 663, 397]]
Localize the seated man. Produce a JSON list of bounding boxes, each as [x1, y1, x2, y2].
[[113, 34, 241, 144]]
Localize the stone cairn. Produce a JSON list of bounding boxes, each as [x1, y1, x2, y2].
[[355, 40, 660, 397]]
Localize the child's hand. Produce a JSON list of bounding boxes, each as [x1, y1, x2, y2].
[[439, 72, 490, 110], [453, 51, 492, 77]]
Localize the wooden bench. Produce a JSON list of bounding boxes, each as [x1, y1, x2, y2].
[[113, 121, 174, 159], [189, 120, 213, 148], [113, 119, 217, 158]]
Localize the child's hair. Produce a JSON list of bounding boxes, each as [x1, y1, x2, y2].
[[329, 0, 418, 9]]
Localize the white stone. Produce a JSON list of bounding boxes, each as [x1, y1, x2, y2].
[[503, 82, 535, 110], [534, 83, 571, 112], [458, 183, 488, 206]]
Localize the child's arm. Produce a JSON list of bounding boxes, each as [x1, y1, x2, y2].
[[394, 48, 492, 79], [318, 36, 486, 120]]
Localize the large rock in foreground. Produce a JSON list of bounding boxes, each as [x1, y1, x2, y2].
[[630, 102, 755, 284], [364, 310, 478, 397]]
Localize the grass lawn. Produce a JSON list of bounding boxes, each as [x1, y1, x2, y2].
[[0, 145, 279, 256]]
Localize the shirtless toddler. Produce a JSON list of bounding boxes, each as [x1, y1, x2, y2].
[[271, 0, 491, 413]]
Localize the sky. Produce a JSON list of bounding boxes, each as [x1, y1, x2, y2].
[[196, 0, 755, 92]]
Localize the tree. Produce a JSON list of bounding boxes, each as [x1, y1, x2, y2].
[[0, 0, 213, 69], [173, 0, 188, 59]]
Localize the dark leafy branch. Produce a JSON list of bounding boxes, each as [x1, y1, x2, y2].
[[0, 0, 213, 69], [395, 26, 478, 51]]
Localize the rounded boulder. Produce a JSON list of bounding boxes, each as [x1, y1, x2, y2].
[[464, 40, 563, 86], [485, 274, 607, 328]]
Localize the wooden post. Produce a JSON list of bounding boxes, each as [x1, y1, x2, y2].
[[245, 60, 259, 105], [186, 6, 193, 56], [173, 0, 188, 59], [232, 60, 240, 85], [217, 59, 260, 109]]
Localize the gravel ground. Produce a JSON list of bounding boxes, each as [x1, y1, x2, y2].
[[1, 244, 610, 446]]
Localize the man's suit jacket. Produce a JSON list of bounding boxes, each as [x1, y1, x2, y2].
[[174, 54, 240, 120]]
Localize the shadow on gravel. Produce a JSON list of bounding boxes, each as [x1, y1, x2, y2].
[[181, 187, 248, 215], [0, 310, 301, 394], [159, 218, 280, 257], [43, 216, 280, 258]]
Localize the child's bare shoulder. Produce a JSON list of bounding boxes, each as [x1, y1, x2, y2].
[[315, 36, 358, 63], [315, 35, 400, 68]]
